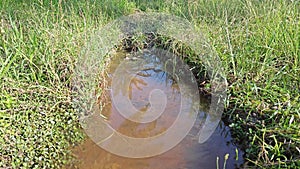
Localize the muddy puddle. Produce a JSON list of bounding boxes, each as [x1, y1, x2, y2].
[[69, 50, 244, 169]]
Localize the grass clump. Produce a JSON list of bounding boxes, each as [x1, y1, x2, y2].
[[1, 1, 93, 168], [0, 0, 136, 167], [0, 0, 299, 168]]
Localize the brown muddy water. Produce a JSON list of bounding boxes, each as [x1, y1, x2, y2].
[[68, 50, 244, 169]]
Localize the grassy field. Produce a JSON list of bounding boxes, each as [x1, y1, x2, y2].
[[0, 0, 299, 168]]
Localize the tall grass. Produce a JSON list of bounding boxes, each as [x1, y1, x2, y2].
[[0, 0, 299, 168]]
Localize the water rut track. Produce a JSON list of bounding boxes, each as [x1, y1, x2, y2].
[[69, 50, 244, 169]]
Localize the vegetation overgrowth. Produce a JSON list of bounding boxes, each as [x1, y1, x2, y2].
[[0, 0, 299, 168]]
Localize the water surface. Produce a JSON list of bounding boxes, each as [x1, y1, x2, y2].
[[69, 50, 244, 169]]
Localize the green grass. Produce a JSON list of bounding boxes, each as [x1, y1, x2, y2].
[[0, 0, 299, 168]]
